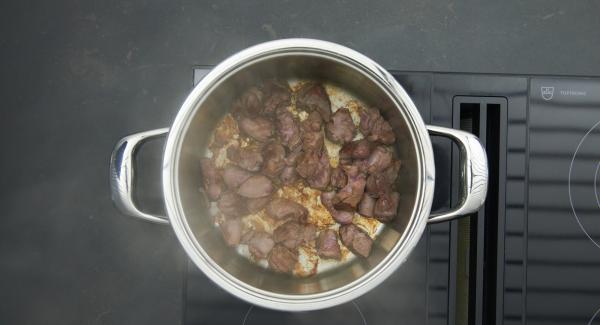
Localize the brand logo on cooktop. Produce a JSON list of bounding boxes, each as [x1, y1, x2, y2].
[[541, 86, 554, 100]]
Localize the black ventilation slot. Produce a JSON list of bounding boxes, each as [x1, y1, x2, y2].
[[452, 96, 507, 325]]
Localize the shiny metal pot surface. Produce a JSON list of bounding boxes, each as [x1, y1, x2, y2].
[[109, 39, 488, 311]]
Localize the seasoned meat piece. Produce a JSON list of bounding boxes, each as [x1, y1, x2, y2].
[[217, 191, 247, 217], [302, 110, 323, 132], [226, 145, 263, 172], [339, 224, 373, 258], [353, 159, 370, 174], [358, 193, 376, 217], [273, 221, 307, 249], [330, 167, 347, 189], [246, 196, 271, 213], [358, 106, 379, 135], [280, 166, 299, 185], [262, 142, 286, 178], [200, 158, 223, 201], [303, 131, 325, 153], [248, 232, 275, 259], [212, 116, 238, 149], [268, 244, 298, 273], [339, 139, 373, 165], [335, 165, 366, 209], [373, 191, 400, 222], [320, 191, 354, 224], [284, 146, 303, 166], [339, 142, 353, 165], [366, 160, 402, 197], [236, 175, 274, 198], [275, 107, 302, 150], [325, 108, 356, 144], [365, 173, 386, 197], [266, 198, 308, 221], [262, 79, 291, 115], [296, 150, 320, 179], [358, 106, 395, 144], [366, 146, 393, 174], [222, 164, 253, 189], [239, 117, 274, 142], [231, 86, 263, 117], [220, 218, 242, 246], [317, 229, 342, 260], [296, 83, 332, 121], [303, 223, 317, 243], [307, 150, 331, 190], [353, 139, 373, 159], [343, 139, 373, 159]]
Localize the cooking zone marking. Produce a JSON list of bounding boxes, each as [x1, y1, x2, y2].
[[568, 119, 600, 249], [588, 304, 600, 325], [595, 161, 600, 210]]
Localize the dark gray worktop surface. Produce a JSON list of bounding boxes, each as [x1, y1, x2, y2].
[[1, 1, 599, 324]]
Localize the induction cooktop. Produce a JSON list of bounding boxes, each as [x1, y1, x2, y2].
[[183, 68, 600, 325]]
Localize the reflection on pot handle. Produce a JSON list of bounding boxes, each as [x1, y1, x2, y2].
[[109, 128, 170, 225], [426, 125, 489, 224]]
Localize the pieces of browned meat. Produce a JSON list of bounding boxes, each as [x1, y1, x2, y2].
[[261, 142, 286, 178], [226, 144, 263, 172], [366, 160, 401, 197], [357, 193, 376, 217], [302, 131, 324, 152], [330, 167, 347, 189], [280, 166, 299, 185], [302, 110, 323, 132], [274, 221, 317, 250], [340, 139, 372, 162], [326, 108, 356, 144], [217, 191, 248, 217], [268, 244, 298, 273], [276, 107, 302, 150], [236, 175, 274, 198], [266, 198, 308, 221], [358, 106, 396, 144], [335, 165, 367, 209], [220, 219, 242, 246], [246, 196, 271, 214], [366, 146, 393, 174], [247, 231, 275, 259], [317, 229, 342, 260], [200, 158, 223, 201], [222, 164, 253, 189], [239, 116, 274, 142], [306, 151, 332, 190], [208, 80, 404, 273], [296, 83, 332, 121], [320, 191, 354, 224], [339, 224, 373, 258], [373, 191, 400, 222]]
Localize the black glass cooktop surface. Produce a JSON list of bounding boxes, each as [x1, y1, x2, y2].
[[527, 78, 600, 325]]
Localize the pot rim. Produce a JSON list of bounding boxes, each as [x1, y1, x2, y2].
[[162, 38, 436, 311]]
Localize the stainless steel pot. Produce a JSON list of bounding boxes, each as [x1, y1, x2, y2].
[[109, 39, 488, 311]]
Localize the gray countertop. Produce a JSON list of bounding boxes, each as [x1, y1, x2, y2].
[[0, 1, 598, 324]]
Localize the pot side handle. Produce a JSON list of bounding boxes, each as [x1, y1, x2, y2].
[[426, 125, 489, 224], [109, 128, 170, 225]]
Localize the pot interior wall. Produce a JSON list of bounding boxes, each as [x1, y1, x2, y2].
[[175, 53, 420, 295]]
